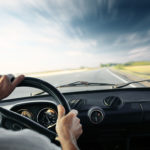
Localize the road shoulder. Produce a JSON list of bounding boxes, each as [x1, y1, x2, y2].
[[110, 68, 150, 87]]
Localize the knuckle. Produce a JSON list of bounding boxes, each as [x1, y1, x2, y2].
[[3, 75, 8, 80], [79, 124, 82, 129], [70, 112, 76, 117], [76, 118, 80, 123], [71, 109, 78, 115], [67, 112, 75, 118], [79, 124, 83, 130], [80, 128, 83, 134]]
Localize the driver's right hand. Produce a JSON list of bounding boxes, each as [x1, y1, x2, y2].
[[56, 105, 83, 144]]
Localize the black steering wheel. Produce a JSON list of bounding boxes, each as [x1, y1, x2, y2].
[[0, 77, 71, 142]]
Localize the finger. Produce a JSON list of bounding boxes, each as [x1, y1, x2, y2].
[[66, 109, 78, 118], [55, 136, 60, 141], [0, 76, 4, 82], [70, 109, 78, 116], [0, 75, 9, 83], [74, 117, 80, 124], [57, 105, 65, 119], [12, 75, 24, 89], [7, 74, 15, 82]]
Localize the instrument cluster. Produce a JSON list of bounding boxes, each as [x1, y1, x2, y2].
[[11, 102, 58, 129]]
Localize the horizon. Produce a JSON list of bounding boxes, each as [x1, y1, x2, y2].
[[14, 60, 150, 75]]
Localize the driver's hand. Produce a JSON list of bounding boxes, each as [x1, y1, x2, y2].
[[0, 75, 24, 100], [56, 105, 83, 144]]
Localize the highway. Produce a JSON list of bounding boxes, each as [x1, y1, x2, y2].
[[6, 68, 142, 99], [40, 68, 135, 86]]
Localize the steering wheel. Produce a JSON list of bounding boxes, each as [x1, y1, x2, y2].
[[0, 77, 71, 142]]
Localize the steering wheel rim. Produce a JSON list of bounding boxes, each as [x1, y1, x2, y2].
[[0, 77, 71, 142], [18, 77, 70, 113]]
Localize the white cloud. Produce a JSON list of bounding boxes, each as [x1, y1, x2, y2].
[[128, 46, 150, 60], [0, 5, 100, 74], [113, 32, 150, 47]]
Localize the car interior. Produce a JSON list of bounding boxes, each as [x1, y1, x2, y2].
[[0, 77, 150, 150], [1, 1, 150, 150]]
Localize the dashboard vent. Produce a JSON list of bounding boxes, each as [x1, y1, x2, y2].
[[103, 96, 123, 109], [69, 99, 85, 109]]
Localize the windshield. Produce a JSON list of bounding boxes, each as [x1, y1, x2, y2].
[[0, 0, 150, 96]]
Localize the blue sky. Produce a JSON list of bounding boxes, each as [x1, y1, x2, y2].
[[0, 0, 150, 74]]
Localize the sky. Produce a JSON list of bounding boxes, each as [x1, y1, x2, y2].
[[0, 0, 150, 74]]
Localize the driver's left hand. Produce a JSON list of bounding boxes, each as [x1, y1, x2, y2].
[[0, 75, 24, 100]]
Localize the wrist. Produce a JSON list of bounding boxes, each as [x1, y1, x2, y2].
[[61, 141, 79, 150], [60, 139, 79, 150], [58, 131, 76, 144]]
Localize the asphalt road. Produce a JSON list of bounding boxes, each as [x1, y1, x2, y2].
[[40, 68, 134, 86], [6, 68, 142, 99]]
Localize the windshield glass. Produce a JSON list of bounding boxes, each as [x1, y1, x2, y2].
[[0, 0, 150, 95]]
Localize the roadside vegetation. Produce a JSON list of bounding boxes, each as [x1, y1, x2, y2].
[[101, 61, 150, 79]]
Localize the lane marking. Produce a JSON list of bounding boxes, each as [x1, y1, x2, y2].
[[106, 69, 136, 87]]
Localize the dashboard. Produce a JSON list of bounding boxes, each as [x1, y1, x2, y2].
[[0, 88, 150, 150]]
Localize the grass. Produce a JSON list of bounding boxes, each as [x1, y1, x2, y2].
[[124, 61, 150, 66], [121, 65, 150, 79], [114, 61, 150, 79]]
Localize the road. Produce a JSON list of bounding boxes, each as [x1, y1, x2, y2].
[[40, 68, 135, 86], [6, 68, 143, 99]]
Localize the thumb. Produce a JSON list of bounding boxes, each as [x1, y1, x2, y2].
[[57, 105, 65, 119]]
